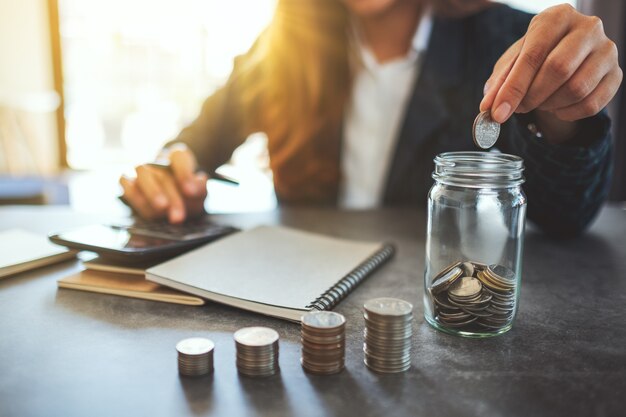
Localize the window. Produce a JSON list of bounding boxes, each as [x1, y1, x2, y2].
[[59, 0, 276, 169]]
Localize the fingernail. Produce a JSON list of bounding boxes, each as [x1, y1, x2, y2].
[[483, 82, 490, 96], [154, 195, 168, 208], [479, 96, 488, 111], [493, 102, 512, 123]]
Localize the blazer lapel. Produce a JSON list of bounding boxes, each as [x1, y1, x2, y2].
[[383, 17, 466, 201]]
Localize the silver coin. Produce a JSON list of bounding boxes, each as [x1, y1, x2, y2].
[[430, 266, 464, 294], [301, 311, 345, 329], [461, 261, 475, 278], [176, 338, 215, 356], [234, 327, 279, 347], [300, 334, 345, 346], [472, 111, 501, 149], [448, 276, 482, 298], [364, 357, 411, 373], [471, 261, 489, 270], [364, 297, 413, 317], [301, 312, 346, 375], [488, 264, 516, 283]]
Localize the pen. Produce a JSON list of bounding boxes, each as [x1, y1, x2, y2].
[[146, 162, 240, 186]]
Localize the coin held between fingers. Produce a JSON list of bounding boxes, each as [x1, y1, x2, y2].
[[473, 111, 501, 149]]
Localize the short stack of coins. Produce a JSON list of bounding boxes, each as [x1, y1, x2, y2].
[[429, 261, 517, 331], [363, 297, 413, 373], [300, 311, 346, 375], [176, 337, 215, 377], [234, 327, 280, 377]]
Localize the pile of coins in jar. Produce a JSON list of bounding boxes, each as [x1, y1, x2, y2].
[[428, 261, 517, 331], [175, 297, 415, 378]]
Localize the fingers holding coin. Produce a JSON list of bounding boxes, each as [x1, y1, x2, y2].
[[480, 4, 622, 124]]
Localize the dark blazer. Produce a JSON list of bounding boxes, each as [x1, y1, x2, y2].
[[173, 4, 613, 238]]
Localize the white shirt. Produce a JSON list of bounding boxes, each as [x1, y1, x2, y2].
[[339, 11, 433, 209]]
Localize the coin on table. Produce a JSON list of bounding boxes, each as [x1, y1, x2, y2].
[[176, 337, 215, 377], [472, 111, 501, 149], [301, 311, 346, 375], [234, 327, 279, 347], [363, 297, 413, 374], [302, 311, 346, 330], [235, 327, 280, 377], [176, 337, 215, 356], [364, 298, 414, 318]]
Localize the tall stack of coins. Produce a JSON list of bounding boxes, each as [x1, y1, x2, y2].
[[363, 298, 413, 373], [476, 264, 516, 329], [234, 327, 280, 377], [176, 337, 215, 377], [300, 311, 346, 375], [429, 261, 517, 332]]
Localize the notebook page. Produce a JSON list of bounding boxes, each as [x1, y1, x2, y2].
[[0, 229, 70, 270], [147, 226, 382, 310]]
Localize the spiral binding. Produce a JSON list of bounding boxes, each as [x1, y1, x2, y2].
[[306, 244, 396, 311]]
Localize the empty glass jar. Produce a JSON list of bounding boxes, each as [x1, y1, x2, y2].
[[423, 152, 526, 337]]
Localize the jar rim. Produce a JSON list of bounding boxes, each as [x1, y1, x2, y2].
[[432, 151, 525, 188]]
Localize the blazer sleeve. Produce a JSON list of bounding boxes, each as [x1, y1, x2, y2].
[[500, 111, 613, 238], [165, 55, 255, 174]]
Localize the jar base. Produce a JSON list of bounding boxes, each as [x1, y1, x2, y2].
[[424, 315, 513, 338]]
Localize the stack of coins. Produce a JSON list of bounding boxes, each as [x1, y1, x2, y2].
[[300, 311, 346, 375], [476, 264, 516, 329], [234, 327, 280, 377], [363, 297, 413, 373], [176, 337, 215, 377], [429, 261, 517, 332]]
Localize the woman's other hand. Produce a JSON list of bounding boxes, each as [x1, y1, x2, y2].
[[119, 145, 208, 223]]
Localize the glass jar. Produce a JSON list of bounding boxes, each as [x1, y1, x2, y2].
[[423, 152, 526, 338]]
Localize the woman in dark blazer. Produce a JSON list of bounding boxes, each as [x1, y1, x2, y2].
[[120, 0, 622, 237]]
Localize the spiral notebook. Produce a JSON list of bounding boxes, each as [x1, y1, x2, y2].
[[146, 226, 394, 321]]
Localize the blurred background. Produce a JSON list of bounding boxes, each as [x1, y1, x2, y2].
[[0, 0, 623, 214]]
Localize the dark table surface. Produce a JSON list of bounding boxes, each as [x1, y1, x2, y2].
[[0, 205, 625, 417]]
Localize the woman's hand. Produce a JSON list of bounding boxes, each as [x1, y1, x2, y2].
[[480, 4, 622, 143], [119, 145, 208, 223]]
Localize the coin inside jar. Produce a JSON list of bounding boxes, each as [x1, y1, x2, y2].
[[448, 276, 482, 298], [430, 265, 463, 294], [488, 264, 516, 284], [428, 260, 518, 334], [472, 111, 501, 149]]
